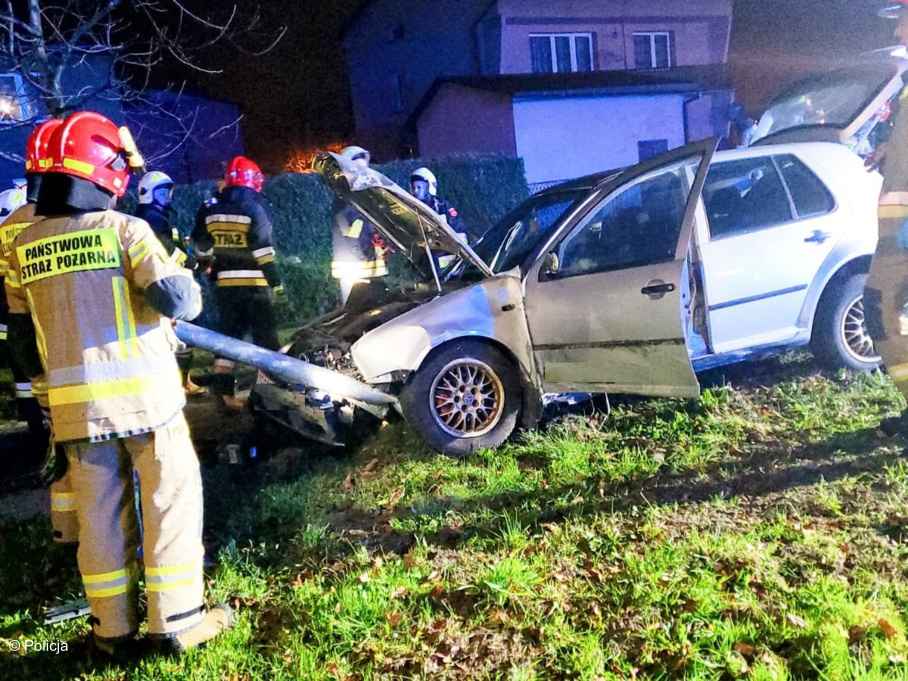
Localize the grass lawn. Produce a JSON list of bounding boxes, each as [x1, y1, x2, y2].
[[4, 354, 908, 679]]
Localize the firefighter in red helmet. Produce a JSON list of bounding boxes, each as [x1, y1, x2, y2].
[[0, 120, 57, 487], [866, 0, 908, 435], [5, 111, 233, 655], [0, 118, 83, 544], [192, 155, 283, 409]]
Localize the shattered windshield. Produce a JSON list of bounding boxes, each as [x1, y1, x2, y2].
[[752, 65, 898, 143], [473, 190, 586, 274]]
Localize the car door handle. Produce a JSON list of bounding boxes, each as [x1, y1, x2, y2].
[[804, 230, 831, 244], [641, 281, 676, 299]]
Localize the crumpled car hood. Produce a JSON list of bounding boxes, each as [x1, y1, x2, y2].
[[313, 152, 493, 278]]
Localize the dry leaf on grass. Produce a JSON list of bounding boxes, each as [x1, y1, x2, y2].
[[734, 642, 755, 657], [879, 618, 899, 639], [387, 487, 405, 508]]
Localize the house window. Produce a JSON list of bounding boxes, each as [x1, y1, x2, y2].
[[633, 32, 672, 69], [529, 34, 594, 74]]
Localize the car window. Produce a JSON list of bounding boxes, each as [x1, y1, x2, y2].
[[703, 157, 793, 239], [752, 65, 898, 144], [557, 168, 688, 277], [775, 154, 834, 218], [474, 190, 585, 274]]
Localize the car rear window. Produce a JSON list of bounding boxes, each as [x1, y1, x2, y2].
[[752, 64, 898, 144], [775, 154, 835, 218]]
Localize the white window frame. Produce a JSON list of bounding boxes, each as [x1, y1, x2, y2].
[[633, 31, 673, 69], [529, 33, 594, 73]]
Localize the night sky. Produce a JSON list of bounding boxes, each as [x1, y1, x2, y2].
[[189, 0, 899, 173]]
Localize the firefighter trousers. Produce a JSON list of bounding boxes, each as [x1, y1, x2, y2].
[[65, 414, 205, 640], [50, 467, 79, 544], [212, 286, 280, 395], [867, 196, 908, 402]]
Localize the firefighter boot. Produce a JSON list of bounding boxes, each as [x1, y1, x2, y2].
[[156, 604, 234, 654], [176, 345, 206, 398], [211, 359, 245, 412], [90, 632, 146, 659]]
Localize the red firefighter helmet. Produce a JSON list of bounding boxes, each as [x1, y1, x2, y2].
[[46, 111, 137, 197], [24, 118, 62, 174], [225, 155, 265, 192]]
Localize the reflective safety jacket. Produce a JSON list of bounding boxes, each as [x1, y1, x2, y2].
[[420, 195, 470, 239], [135, 203, 189, 267], [0, 202, 38, 281], [5, 210, 201, 443], [331, 200, 388, 280], [192, 185, 281, 290], [0, 202, 40, 340]]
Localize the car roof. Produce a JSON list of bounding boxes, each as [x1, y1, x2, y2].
[[535, 169, 624, 196], [714, 141, 858, 162], [535, 141, 865, 199]]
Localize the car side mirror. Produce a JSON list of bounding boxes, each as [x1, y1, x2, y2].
[[544, 252, 560, 276]]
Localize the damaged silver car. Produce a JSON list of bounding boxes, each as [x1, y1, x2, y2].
[[245, 122, 885, 455], [250, 141, 719, 456]]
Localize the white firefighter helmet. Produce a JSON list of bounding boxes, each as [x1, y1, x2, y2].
[[881, 1, 908, 18], [410, 167, 437, 197], [0, 181, 27, 218], [137, 170, 174, 205], [340, 145, 370, 165]]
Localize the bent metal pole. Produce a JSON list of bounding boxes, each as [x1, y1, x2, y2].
[[173, 321, 397, 407]]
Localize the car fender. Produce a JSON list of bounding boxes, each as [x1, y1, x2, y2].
[[350, 275, 539, 391], [798, 239, 876, 332]]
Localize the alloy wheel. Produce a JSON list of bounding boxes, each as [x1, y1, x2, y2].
[[429, 359, 506, 438], [841, 295, 881, 363]]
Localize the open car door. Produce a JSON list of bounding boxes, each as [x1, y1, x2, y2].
[[751, 59, 907, 154], [523, 139, 716, 398]]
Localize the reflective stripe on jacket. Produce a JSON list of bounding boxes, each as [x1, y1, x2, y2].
[[192, 186, 281, 289], [5, 210, 190, 443], [330, 258, 389, 279], [0, 203, 38, 279], [331, 200, 387, 280], [135, 203, 190, 268]]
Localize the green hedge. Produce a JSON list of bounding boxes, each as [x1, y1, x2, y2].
[[128, 154, 529, 323]]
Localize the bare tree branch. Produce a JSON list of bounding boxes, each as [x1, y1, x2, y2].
[[0, 1, 283, 170]]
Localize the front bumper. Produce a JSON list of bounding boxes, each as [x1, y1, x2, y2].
[[250, 376, 395, 447], [175, 321, 398, 447]]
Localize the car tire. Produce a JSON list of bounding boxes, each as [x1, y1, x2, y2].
[[811, 273, 881, 372], [400, 340, 522, 458]]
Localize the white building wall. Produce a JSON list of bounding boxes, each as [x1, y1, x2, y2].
[[513, 94, 687, 185]]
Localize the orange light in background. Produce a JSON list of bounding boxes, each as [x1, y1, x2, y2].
[[285, 141, 349, 173]]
